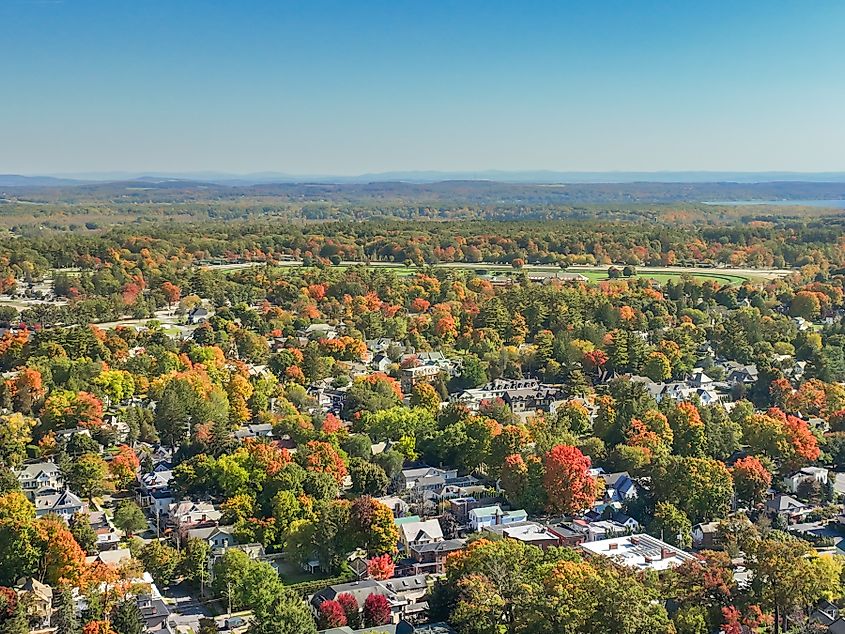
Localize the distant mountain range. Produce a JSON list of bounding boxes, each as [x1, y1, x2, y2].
[[4, 170, 845, 187]]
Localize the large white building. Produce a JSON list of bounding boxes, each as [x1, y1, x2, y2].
[[580, 534, 695, 572]]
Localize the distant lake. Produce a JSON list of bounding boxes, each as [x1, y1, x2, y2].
[[703, 199, 845, 209]]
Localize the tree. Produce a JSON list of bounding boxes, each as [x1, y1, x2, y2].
[[180, 538, 211, 591], [748, 536, 843, 633], [37, 516, 87, 586], [138, 540, 179, 587], [643, 351, 672, 382], [363, 593, 391, 628], [0, 414, 35, 468], [410, 382, 440, 412], [542, 445, 598, 514], [113, 501, 147, 537], [654, 456, 734, 524], [317, 600, 346, 629], [649, 502, 692, 549], [297, 440, 348, 485], [69, 512, 98, 555], [247, 591, 316, 634], [53, 586, 80, 634], [350, 496, 397, 555], [348, 458, 389, 496], [109, 445, 140, 490], [336, 593, 361, 629], [731, 456, 772, 506], [111, 599, 143, 634], [66, 453, 108, 499], [367, 553, 395, 580]]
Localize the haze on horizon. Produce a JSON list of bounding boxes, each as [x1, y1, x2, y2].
[[1, 0, 844, 176]]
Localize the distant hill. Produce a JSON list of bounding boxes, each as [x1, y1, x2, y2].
[[0, 174, 88, 187], [9, 170, 845, 186]]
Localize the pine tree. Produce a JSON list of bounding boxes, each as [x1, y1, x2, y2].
[[111, 599, 143, 634], [53, 587, 80, 634]]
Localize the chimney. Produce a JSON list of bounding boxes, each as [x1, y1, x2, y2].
[[608, 543, 618, 550], [661, 548, 671, 559]]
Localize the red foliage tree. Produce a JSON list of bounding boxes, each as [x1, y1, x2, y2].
[[336, 593, 361, 628], [317, 600, 347, 629], [542, 445, 597, 514], [161, 281, 181, 306], [731, 456, 772, 506], [109, 444, 141, 488], [300, 440, 348, 484], [363, 593, 391, 627], [367, 553, 395, 580]]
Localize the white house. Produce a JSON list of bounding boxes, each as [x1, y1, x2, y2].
[[15, 462, 63, 500], [782, 467, 829, 494], [399, 518, 444, 553], [468, 505, 528, 532]]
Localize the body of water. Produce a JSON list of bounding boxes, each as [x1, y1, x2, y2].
[[703, 199, 845, 208]]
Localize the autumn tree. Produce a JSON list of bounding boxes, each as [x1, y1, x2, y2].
[[731, 456, 772, 506], [542, 445, 598, 514], [366, 553, 395, 580], [317, 600, 346, 629], [362, 593, 391, 628]]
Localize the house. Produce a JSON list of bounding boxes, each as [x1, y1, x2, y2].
[[86, 547, 133, 567], [187, 306, 209, 325], [168, 501, 222, 536], [400, 364, 441, 393], [400, 518, 444, 553], [303, 323, 338, 340], [581, 534, 695, 572], [546, 522, 587, 547], [468, 505, 528, 532], [233, 423, 275, 441], [379, 575, 429, 607], [17, 578, 52, 629], [782, 467, 829, 494], [372, 353, 393, 373], [692, 522, 721, 549], [136, 594, 173, 634], [722, 362, 758, 385], [448, 497, 485, 525], [186, 524, 237, 551], [88, 510, 121, 551], [34, 489, 85, 521], [14, 461, 63, 500], [311, 579, 407, 625], [482, 521, 564, 549], [409, 539, 466, 574], [599, 472, 638, 504], [766, 494, 810, 521], [377, 496, 410, 517], [399, 466, 458, 492], [579, 519, 631, 542], [138, 468, 174, 517]]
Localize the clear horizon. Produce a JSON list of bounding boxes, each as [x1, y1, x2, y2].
[[2, 1, 844, 174]]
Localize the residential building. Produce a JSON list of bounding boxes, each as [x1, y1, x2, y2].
[[311, 579, 407, 625], [599, 471, 638, 504], [468, 505, 528, 532], [14, 461, 63, 500], [482, 521, 564, 549], [34, 489, 84, 521], [400, 518, 444, 553], [782, 466, 829, 493], [409, 539, 466, 574], [17, 578, 52, 629], [692, 522, 721, 549]]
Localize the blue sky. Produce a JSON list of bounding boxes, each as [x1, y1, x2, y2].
[[1, 0, 844, 175]]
